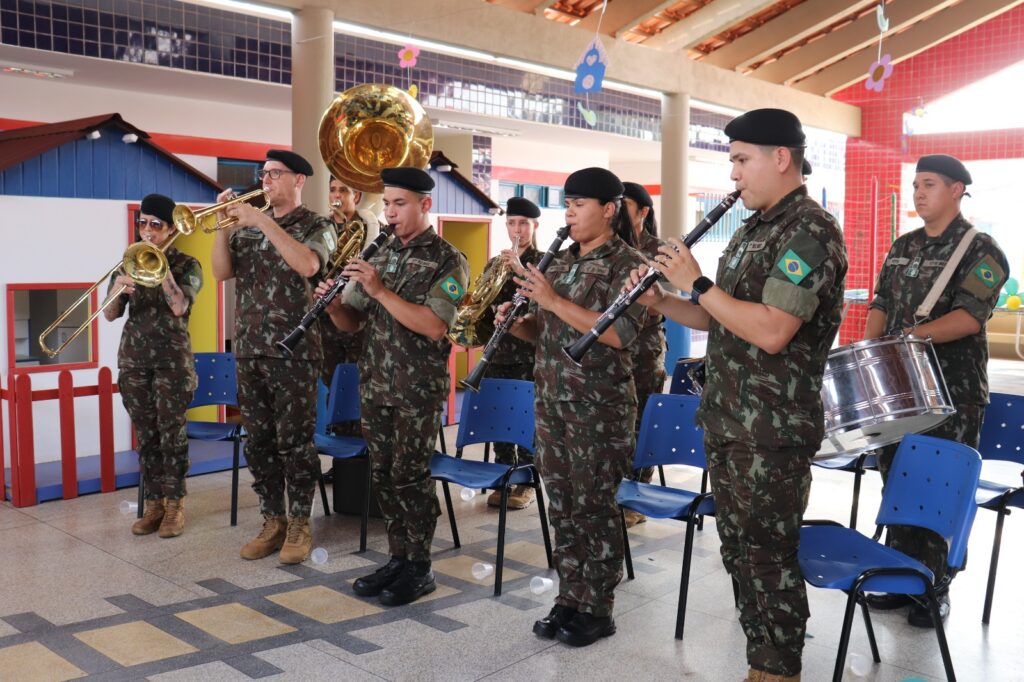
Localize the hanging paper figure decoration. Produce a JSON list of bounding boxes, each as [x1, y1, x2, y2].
[[574, 36, 608, 94], [576, 101, 598, 127]]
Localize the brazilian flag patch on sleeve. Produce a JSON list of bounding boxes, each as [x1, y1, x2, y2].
[[777, 249, 812, 285], [441, 275, 465, 301], [974, 261, 998, 289]]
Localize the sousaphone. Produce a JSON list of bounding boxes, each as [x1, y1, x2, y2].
[[319, 84, 434, 193]]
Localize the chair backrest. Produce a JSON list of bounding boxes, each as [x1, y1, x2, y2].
[[633, 393, 706, 470], [189, 352, 239, 409], [876, 433, 982, 570], [669, 357, 703, 396], [455, 378, 535, 452], [978, 392, 1024, 465], [326, 363, 361, 425]]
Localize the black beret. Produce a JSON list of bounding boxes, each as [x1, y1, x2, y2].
[[564, 167, 624, 202], [380, 166, 435, 194], [622, 181, 653, 208], [724, 108, 806, 147], [505, 197, 541, 219], [266, 149, 314, 176], [916, 154, 971, 185], [140, 193, 175, 225], [801, 159, 812, 176]]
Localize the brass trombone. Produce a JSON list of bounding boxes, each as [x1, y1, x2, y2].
[[38, 190, 269, 358]]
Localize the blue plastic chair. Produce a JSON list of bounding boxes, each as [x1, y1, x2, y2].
[[314, 364, 370, 551], [186, 352, 246, 526], [616, 393, 715, 640], [975, 392, 1024, 624], [429, 378, 553, 596], [799, 434, 981, 682], [668, 357, 703, 396]]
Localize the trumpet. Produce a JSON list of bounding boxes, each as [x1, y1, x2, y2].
[[172, 189, 270, 234], [562, 190, 740, 365]]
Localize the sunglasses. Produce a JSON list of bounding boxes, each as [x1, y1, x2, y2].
[[137, 218, 166, 229]]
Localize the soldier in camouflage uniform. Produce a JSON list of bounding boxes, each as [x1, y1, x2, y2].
[[621, 181, 668, 527], [484, 197, 543, 510], [107, 193, 202, 539], [320, 167, 468, 606], [628, 110, 847, 681], [501, 167, 646, 647], [864, 154, 1007, 628], [211, 150, 337, 565]]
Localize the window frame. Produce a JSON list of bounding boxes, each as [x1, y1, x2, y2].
[[6, 282, 101, 374]]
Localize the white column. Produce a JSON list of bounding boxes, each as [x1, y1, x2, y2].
[[660, 91, 690, 240], [291, 6, 335, 216]]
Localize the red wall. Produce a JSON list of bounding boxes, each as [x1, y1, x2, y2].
[[836, 4, 1024, 343]]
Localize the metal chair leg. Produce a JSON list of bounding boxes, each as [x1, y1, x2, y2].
[[621, 508, 635, 580], [849, 453, 867, 530], [494, 486, 510, 596], [832, 589, 861, 682], [657, 465, 666, 487], [698, 470, 709, 531], [929, 586, 957, 681], [441, 480, 460, 547], [983, 502, 1008, 624], [230, 437, 240, 527], [318, 471, 331, 516], [674, 519, 698, 640], [534, 479, 553, 568], [858, 595, 880, 662]]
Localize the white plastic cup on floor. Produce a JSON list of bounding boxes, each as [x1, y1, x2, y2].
[[846, 652, 870, 678], [310, 547, 328, 565], [460, 487, 476, 501], [119, 500, 138, 515], [529, 576, 554, 595], [471, 561, 494, 581]]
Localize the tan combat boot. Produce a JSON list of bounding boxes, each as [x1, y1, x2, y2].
[[279, 516, 312, 565], [240, 515, 287, 560], [131, 499, 165, 535], [506, 485, 535, 510], [158, 498, 185, 538], [624, 509, 647, 527], [743, 669, 800, 682]]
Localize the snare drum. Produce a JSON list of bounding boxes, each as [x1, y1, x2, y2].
[[817, 335, 954, 460]]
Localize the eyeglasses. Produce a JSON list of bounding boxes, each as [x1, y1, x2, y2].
[[256, 169, 296, 181], [137, 218, 166, 229]]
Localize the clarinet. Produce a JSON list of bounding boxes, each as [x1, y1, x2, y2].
[[563, 190, 740, 366], [461, 225, 571, 392], [277, 224, 395, 356]]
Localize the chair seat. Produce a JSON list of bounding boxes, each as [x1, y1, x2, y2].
[[799, 525, 933, 594], [429, 452, 534, 489], [812, 453, 877, 471], [616, 480, 715, 519], [314, 433, 368, 460], [186, 421, 238, 441]]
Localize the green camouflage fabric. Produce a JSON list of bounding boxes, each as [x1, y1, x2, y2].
[[229, 205, 336, 362], [343, 226, 468, 560], [120, 367, 198, 500], [876, 405, 984, 585], [489, 245, 542, 366], [532, 236, 648, 406], [112, 248, 202, 370], [631, 230, 668, 484], [488, 362, 535, 466], [869, 214, 1008, 406], [535, 399, 635, 617], [696, 186, 848, 448], [343, 226, 469, 405], [705, 433, 815, 677], [362, 400, 444, 561], [236, 357, 320, 518], [319, 215, 375, 387]]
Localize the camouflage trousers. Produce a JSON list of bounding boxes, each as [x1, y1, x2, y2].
[[488, 362, 534, 466], [705, 432, 814, 677], [119, 367, 197, 500], [634, 365, 667, 485], [535, 399, 636, 618], [361, 399, 443, 562], [237, 358, 320, 518], [876, 403, 985, 584]]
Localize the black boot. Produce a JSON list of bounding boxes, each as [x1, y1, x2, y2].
[[908, 592, 950, 628], [379, 560, 436, 606], [533, 604, 577, 639], [864, 593, 914, 610], [556, 611, 616, 647], [353, 556, 407, 597]]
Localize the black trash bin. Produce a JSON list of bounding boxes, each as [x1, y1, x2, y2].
[[330, 456, 382, 518]]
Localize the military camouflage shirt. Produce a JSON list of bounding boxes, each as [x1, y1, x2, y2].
[[696, 186, 848, 448], [489, 245, 541, 366], [229, 205, 336, 361], [344, 226, 469, 405], [114, 248, 202, 370], [870, 213, 1007, 405], [632, 230, 667, 379], [532, 235, 647, 406]]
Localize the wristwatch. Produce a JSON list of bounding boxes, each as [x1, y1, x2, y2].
[[690, 276, 714, 306]]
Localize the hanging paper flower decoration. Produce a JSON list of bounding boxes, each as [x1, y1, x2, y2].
[[398, 44, 420, 68], [865, 53, 893, 92]]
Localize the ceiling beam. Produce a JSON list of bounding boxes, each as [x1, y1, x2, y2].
[[533, 0, 558, 13], [609, 1, 676, 39], [749, 0, 959, 85], [574, 0, 668, 36], [701, 0, 877, 71], [793, 0, 1024, 95], [642, 0, 779, 51]]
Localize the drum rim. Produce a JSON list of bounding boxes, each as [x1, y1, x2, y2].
[[830, 334, 932, 355]]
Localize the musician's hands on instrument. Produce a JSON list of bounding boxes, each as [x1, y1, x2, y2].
[[225, 201, 269, 231], [653, 238, 702, 293], [113, 274, 137, 295], [499, 249, 525, 277], [514, 263, 558, 310], [625, 265, 665, 307], [315, 279, 344, 315], [494, 301, 515, 327], [342, 258, 385, 298]]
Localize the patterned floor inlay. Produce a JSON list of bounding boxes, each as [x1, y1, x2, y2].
[[176, 604, 296, 644], [266, 585, 383, 624], [74, 621, 199, 667], [0, 641, 87, 681]]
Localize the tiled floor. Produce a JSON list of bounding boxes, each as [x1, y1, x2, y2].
[[2, 366, 1023, 681]]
